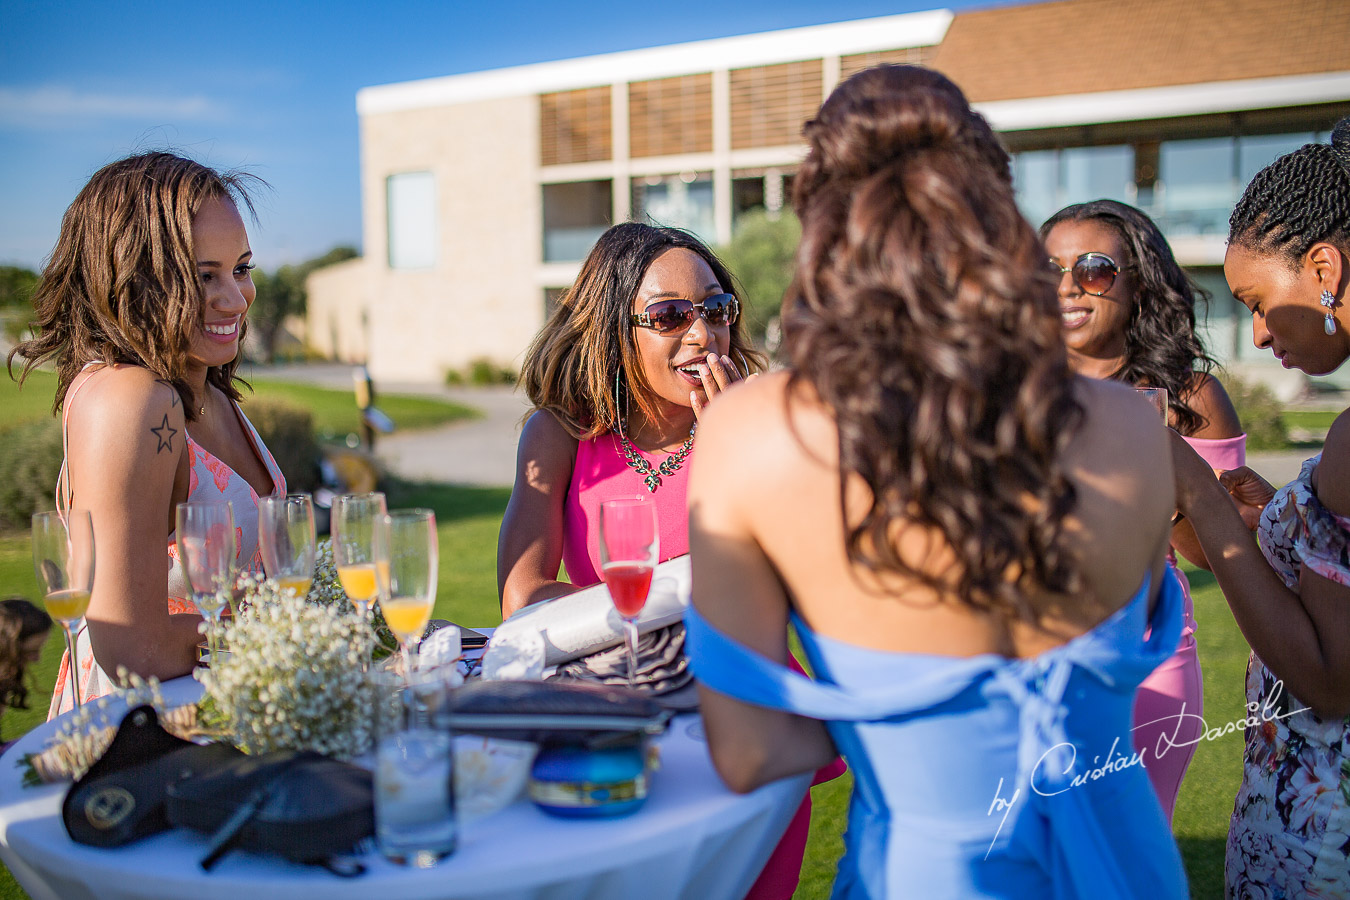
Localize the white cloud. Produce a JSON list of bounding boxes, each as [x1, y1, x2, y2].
[[0, 85, 228, 128]]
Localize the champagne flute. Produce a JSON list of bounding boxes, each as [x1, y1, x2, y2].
[[31, 510, 95, 712], [176, 501, 238, 666], [379, 509, 438, 677], [1136, 386, 1169, 423], [598, 497, 659, 689], [331, 492, 389, 622], [259, 493, 317, 598]]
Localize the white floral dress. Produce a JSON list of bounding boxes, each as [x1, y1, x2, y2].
[[1227, 453, 1350, 900]]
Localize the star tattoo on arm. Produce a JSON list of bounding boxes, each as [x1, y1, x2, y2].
[[150, 414, 178, 454]]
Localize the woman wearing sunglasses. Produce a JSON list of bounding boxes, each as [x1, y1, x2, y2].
[[1171, 121, 1350, 899], [499, 221, 763, 619], [1041, 200, 1244, 824], [499, 223, 841, 899]]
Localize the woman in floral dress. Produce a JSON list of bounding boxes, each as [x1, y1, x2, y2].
[[1171, 120, 1350, 897]]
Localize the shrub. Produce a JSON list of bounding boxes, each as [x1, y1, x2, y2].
[[717, 209, 800, 348], [445, 358, 516, 387], [1221, 372, 1289, 451], [0, 418, 63, 529], [241, 398, 322, 494]]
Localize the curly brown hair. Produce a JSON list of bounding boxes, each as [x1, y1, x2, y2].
[[784, 65, 1084, 619], [520, 222, 765, 439], [8, 152, 263, 418]]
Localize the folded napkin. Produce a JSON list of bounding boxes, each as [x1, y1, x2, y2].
[[494, 555, 691, 667], [552, 623, 697, 711]]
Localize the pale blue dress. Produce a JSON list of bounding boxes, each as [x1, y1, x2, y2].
[[685, 574, 1190, 899]]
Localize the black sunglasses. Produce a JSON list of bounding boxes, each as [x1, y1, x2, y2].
[[1048, 252, 1125, 296], [630, 294, 740, 334]]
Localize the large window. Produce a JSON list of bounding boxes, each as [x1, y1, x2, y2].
[[386, 172, 436, 270], [1012, 146, 1134, 228], [542, 180, 613, 263], [632, 173, 715, 244], [1152, 132, 1321, 237]]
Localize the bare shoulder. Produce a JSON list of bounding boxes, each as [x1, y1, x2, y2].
[[1183, 372, 1243, 438], [70, 365, 185, 456], [1314, 408, 1350, 518], [1070, 376, 1171, 490], [515, 409, 579, 487]]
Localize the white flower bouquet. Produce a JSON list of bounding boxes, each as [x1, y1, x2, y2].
[[197, 572, 374, 758]]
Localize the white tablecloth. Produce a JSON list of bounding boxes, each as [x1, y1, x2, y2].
[[0, 678, 809, 900]]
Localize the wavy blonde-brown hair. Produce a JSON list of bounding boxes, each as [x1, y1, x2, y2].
[[520, 222, 765, 439], [8, 152, 262, 418], [785, 65, 1084, 618]]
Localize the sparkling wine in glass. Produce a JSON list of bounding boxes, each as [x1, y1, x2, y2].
[[259, 493, 317, 598], [332, 492, 389, 621], [599, 497, 659, 689], [176, 501, 238, 666], [379, 509, 438, 677], [32, 510, 95, 712]]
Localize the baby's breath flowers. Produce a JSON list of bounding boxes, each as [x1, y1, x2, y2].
[[197, 575, 373, 758], [23, 669, 188, 786]]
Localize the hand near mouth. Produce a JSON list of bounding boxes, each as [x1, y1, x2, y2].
[[689, 352, 754, 420]]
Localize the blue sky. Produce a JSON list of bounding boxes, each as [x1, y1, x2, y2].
[[1, 0, 1006, 272]]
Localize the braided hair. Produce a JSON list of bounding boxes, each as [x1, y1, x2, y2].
[[1228, 118, 1350, 261]]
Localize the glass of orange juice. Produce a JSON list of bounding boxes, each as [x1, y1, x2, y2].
[[378, 509, 438, 677], [259, 493, 317, 599], [31, 509, 95, 712], [331, 492, 389, 618]]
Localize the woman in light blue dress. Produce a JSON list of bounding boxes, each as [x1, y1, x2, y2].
[[684, 65, 1189, 898]]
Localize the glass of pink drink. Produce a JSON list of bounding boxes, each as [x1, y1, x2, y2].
[[598, 497, 659, 689]]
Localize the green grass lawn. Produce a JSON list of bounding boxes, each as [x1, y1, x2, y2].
[[0, 480, 1253, 900], [0, 369, 476, 437]]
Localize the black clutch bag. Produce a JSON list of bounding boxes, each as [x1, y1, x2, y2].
[[63, 705, 242, 849], [441, 679, 672, 748], [165, 750, 374, 874]]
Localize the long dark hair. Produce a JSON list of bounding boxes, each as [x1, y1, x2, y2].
[[8, 152, 262, 419], [520, 222, 765, 439], [1040, 200, 1216, 436], [784, 64, 1084, 618], [1229, 117, 1350, 263]]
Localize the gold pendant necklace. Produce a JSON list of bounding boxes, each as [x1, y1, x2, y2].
[[616, 423, 696, 492]]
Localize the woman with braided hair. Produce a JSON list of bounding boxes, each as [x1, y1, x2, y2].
[[1170, 119, 1350, 897], [686, 65, 1187, 896]]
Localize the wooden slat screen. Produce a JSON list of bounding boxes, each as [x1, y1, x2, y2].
[[839, 47, 937, 80], [730, 60, 823, 150], [540, 87, 612, 167], [628, 74, 713, 158]]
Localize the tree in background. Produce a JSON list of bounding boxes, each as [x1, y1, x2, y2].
[[250, 246, 357, 362], [717, 210, 800, 354], [0, 265, 41, 343], [0, 266, 39, 309]]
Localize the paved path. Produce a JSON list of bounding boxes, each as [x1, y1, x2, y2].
[[243, 363, 1326, 489], [242, 362, 530, 488]]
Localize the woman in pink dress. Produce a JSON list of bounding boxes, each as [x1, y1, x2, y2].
[[498, 222, 842, 899], [1041, 200, 1244, 822], [9, 153, 285, 715]]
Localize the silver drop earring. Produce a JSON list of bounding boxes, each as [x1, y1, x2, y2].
[[1322, 289, 1338, 336]]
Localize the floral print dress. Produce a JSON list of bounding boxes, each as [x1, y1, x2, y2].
[[1227, 453, 1350, 900]]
